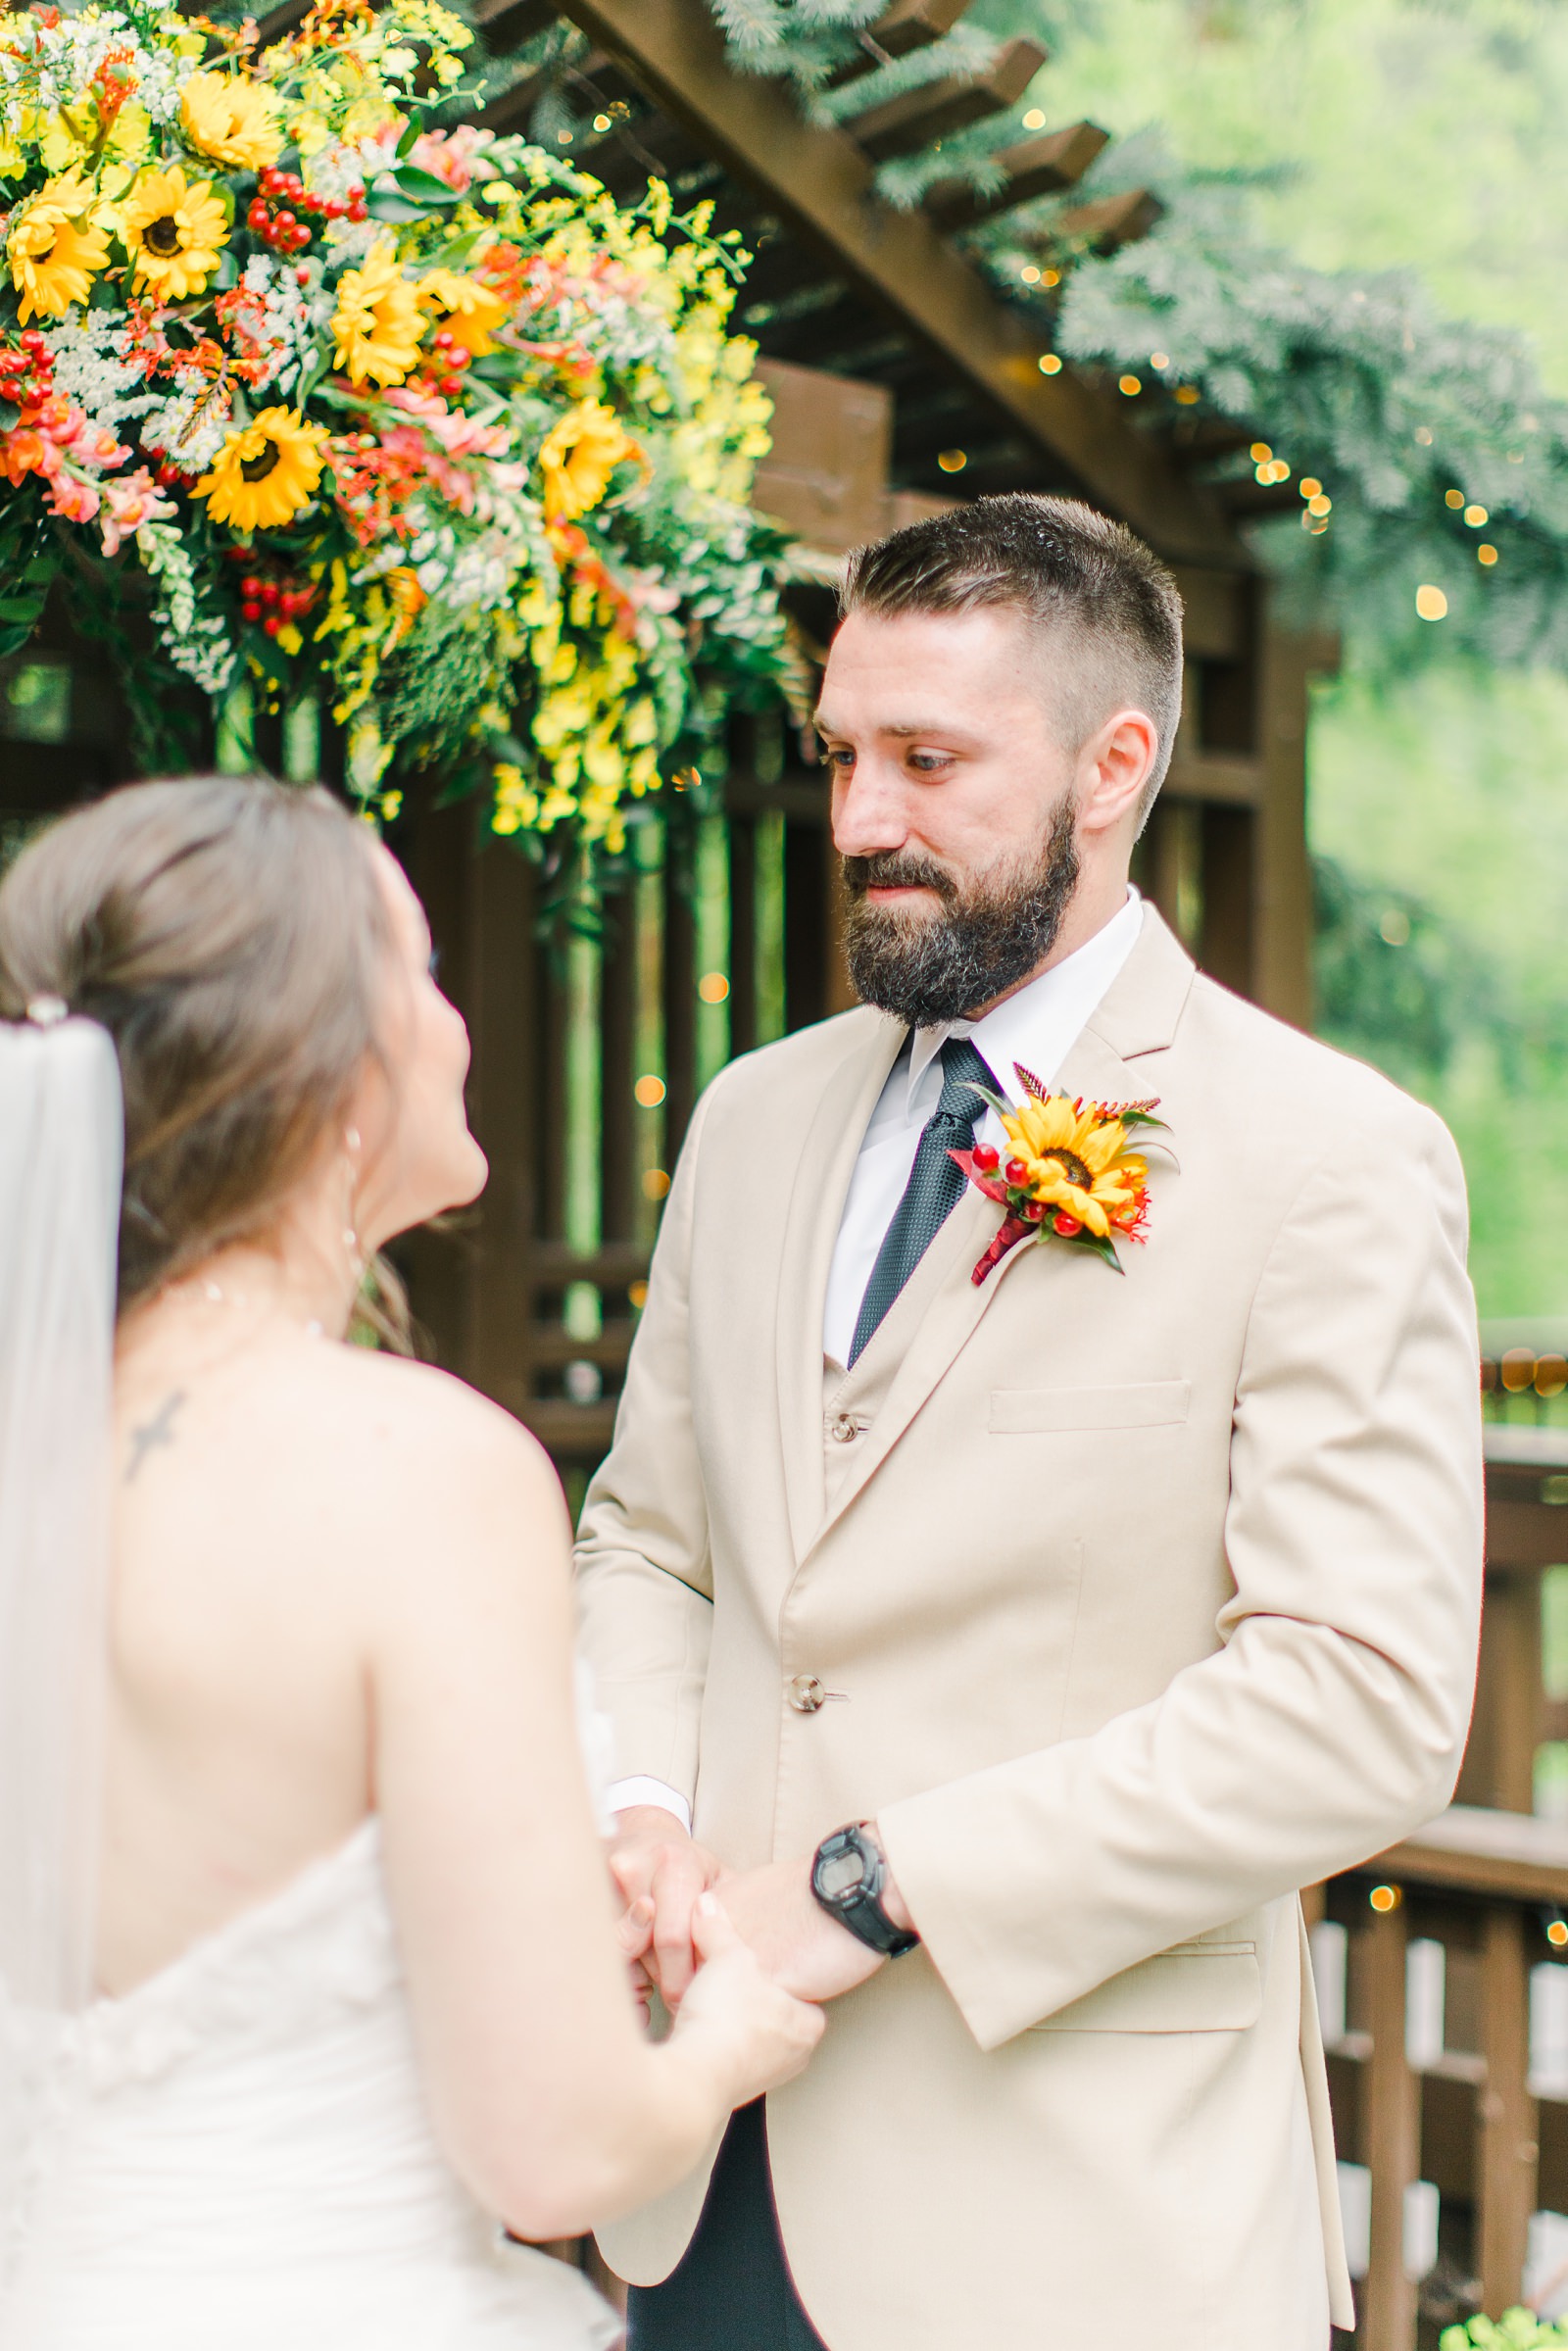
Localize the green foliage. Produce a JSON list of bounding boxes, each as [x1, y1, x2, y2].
[[1443, 2313, 1568, 2350], [1049, 152, 1568, 678], [688, 0, 1568, 685], [1309, 664, 1568, 1317]]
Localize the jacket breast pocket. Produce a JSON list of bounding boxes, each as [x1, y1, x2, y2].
[[989, 1382, 1191, 1435], [1028, 1941, 1261, 2034]]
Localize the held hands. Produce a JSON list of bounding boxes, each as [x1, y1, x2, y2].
[[667, 1897, 824, 2108], [610, 1809, 902, 2012]]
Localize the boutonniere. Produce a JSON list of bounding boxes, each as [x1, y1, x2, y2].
[[949, 1062, 1171, 1284]]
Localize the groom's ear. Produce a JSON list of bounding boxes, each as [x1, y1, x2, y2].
[[1077, 708, 1161, 838]]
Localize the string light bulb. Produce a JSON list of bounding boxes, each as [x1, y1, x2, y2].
[[1118, 374, 1142, 396], [1038, 353, 1062, 374], [1415, 584, 1448, 620], [1464, 504, 1489, 526], [1478, 544, 1499, 566], [1445, 488, 1465, 510]]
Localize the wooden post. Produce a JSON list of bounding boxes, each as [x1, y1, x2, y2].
[[1364, 1900, 1420, 2351], [1458, 1574, 1544, 1815], [1253, 616, 1331, 1032], [1479, 1904, 1538, 2313], [466, 841, 540, 1417]]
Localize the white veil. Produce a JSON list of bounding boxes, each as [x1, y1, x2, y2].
[[0, 1013, 122, 2273]]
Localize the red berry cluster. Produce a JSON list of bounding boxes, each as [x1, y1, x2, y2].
[[245, 168, 367, 255], [416, 325, 473, 401], [0, 328, 55, 408], [238, 571, 316, 633], [971, 1144, 1062, 1228]]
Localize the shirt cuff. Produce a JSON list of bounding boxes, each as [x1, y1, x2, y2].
[[607, 1777, 693, 1834]]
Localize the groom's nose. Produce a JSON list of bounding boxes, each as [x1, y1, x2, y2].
[[831, 756, 916, 861]]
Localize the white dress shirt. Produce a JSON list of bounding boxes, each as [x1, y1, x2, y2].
[[607, 888, 1146, 1828]]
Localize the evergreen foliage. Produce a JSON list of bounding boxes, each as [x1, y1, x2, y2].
[[680, 0, 1568, 684]]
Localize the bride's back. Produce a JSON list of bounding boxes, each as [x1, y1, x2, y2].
[[0, 773, 498, 1992], [0, 776, 818, 2317]]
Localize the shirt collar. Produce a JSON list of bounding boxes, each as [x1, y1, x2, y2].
[[906, 888, 1146, 1105]]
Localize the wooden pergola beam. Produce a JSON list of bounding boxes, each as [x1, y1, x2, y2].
[[549, 0, 1242, 564]]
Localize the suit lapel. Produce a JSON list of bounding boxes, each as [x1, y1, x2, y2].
[[802, 907, 1197, 1556], [773, 1010, 906, 1562]]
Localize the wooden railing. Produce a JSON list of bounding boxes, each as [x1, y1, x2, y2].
[[1319, 1807, 1568, 2344]]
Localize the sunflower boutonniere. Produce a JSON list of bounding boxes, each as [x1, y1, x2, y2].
[[949, 1062, 1172, 1285]]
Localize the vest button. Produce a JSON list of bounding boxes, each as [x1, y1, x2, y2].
[[828, 1413, 859, 1444], [787, 1674, 826, 1713]]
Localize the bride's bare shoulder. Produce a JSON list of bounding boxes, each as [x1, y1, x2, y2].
[[273, 1343, 564, 1536]]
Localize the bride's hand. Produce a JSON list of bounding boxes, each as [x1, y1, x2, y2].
[[668, 1895, 824, 2108]]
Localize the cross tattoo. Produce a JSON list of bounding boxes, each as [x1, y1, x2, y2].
[[125, 1389, 188, 1484]]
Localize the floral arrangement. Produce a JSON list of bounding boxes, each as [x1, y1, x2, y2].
[[0, 0, 789, 859], [950, 1065, 1166, 1282]]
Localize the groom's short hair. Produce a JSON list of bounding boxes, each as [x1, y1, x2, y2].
[[839, 493, 1184, 821]]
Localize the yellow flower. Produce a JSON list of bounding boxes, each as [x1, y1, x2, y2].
[[7, 170, 110, 324], [179, 72, 283, 171], [998, 1092, 1149, 1243], [122, 165, 228, 300], [195, 407, 330, 532], [537, 397, 637, 521], [332, 240, 425, 387], [416, 266, 508, 357]]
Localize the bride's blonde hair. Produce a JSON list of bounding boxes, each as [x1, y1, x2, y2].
[[0, 775, 399, 1321]]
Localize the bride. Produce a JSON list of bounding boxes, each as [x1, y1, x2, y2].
[[0, 773, 822, 2347]]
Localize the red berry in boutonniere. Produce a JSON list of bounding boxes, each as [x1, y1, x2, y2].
[[948, 1060, 1172, 1285]]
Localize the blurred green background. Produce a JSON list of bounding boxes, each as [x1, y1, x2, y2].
[[1032, 0, 1568, 1314]]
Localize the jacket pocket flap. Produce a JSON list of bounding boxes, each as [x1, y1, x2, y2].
[[1030, 1942, 1260, 2033], [990, 1382, 1191, 1434]]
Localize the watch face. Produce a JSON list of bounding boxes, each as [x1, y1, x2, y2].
[[818, 1848, 867, 1900]]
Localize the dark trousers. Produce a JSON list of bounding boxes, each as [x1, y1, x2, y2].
[[625, 2100, 829, 2351]]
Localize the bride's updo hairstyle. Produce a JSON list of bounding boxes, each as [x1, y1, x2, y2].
[[0, 775, 393, 1315]]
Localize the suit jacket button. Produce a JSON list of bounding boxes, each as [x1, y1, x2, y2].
[[828, 1413, 859, 1444], [787, 1674, 826, 1713]]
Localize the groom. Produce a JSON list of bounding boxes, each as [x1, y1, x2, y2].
[[575, 493, 1483, 2347]]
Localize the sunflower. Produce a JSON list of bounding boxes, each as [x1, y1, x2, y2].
[[195, 408, 330, 532], [998, 1093, 1149, 1242], [7, 169, 110, 323], [122, 165, 228, 300], [537, 398, 636, 522], [331, 241, 425, 387], [416, 266, 508, 358], [179, 72, 283, 171]]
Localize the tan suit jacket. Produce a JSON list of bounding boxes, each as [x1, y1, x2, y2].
[[575, 906, 1484, 2348]]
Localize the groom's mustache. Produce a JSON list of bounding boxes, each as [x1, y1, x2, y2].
[[841, 853, 962, 906]]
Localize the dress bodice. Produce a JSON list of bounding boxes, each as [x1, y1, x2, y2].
[[1, 1823, 618, 2350]]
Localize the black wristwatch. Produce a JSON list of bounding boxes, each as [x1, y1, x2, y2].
[[810, 1823, 920, 1958]]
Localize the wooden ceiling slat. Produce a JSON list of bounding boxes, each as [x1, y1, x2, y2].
[[827, 0, 979, 89], [1046, 187, 1165, 256], [923, 122, 1108, 230], [547, 0, 1241, 563], [842, 36, 1048, 163]]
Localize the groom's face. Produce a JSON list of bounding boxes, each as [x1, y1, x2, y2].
[[817, 605, 1084, 1025]]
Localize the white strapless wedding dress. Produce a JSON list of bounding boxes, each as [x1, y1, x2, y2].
[[0, 1821, 620, 2349]]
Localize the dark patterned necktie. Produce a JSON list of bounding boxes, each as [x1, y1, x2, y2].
[[848, 1035, 997, 1367]]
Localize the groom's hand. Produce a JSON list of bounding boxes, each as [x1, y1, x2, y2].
[[609, 1807, 724, 2009], [715, 1855, 900, 2004]]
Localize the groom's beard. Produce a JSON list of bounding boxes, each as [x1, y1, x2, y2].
[[842, 793, 1081, 1028]]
